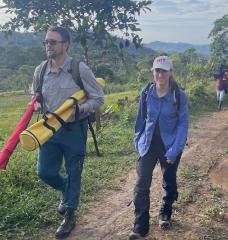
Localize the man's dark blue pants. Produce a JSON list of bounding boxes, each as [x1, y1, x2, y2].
[[37, 119, 88, 210]]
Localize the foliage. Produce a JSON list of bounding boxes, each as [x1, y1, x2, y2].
[[1, 0, 152, 63], [94, 63, 115, 82], [180, 164, 199, 180], [7, 65, 35, 91], [136, 53, 156, 83], [0, 44, 27, 70], [0, 44, 45, 69], [0, 43, 46, 91], [0, 41, 215, 101], [185, 80, 209, 110], [209, 14, 228, 63], [0, 40, 140, 91]]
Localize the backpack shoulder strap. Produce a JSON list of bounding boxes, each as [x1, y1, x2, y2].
[[143, 81, 181, 112], [70, 58, 101, 156], [70, 59, 84, 90], [33, 60, 49, 94], [142, 82, 153, 119], [170, 80, 181, 111], [142, 82, 153, 100]]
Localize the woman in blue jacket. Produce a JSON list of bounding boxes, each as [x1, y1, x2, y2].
[[129, 56, 189, 240]]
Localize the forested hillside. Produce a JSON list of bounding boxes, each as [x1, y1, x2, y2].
[[0, 31, 213, 99], [0, 31, 156, 92], [0, 32, 44, 48], [145, 41, 209, 56]]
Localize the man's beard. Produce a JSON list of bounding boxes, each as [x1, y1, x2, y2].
[[47, 50, 57, 59]]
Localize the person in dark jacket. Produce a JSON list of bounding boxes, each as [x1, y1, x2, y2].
[[129, 56, 189, 240], [216, 71, 228, 110]]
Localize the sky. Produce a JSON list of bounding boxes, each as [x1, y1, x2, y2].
[[0, 0, 227, 45], [137, 0, 228, 44]]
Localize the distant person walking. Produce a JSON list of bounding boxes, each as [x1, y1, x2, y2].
[[32, 26, 104, 239], [129, 56, 189, 240], [215, 71, 228, 110]]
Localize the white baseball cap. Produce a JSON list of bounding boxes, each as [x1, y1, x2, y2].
[[151, 56, 173, 71]]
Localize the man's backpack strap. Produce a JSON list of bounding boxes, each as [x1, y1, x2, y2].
[[35, 58, 102, 157], [34, 60, 48, 95], [36, 59, 83, 93], [70, 59, 84, 90], [33, 60, 48, 111], [70, 59, 102, 157]]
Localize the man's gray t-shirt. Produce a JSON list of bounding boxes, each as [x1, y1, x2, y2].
[[33, 55, 104, 121]]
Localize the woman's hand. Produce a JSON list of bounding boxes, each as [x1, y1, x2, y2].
[[166, 159, 174, 164]]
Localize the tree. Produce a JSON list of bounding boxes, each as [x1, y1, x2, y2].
[[1, 44, 27, 70], [94, 63, 114, 81], [183, 48, 199, 64], [13, 65, 35, 90], [24, 47, 46, 65], [209, 14, 228, 63], [0, 0, 151, 63]]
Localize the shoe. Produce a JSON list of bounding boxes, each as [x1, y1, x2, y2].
[[128, 231, 148, 240], [57, 201, 66, 216], [55, 208, 75, 239], [159, 215, 172, 230]]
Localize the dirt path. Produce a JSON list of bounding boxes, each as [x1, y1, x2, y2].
[[67, 109, 228, 240]]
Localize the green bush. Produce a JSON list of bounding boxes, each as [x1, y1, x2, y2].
[[186, 80, 210, 110]]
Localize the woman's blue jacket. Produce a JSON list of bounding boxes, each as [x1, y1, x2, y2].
[[134, 84, 189, 162]]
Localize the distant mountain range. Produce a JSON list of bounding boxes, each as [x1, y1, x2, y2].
[[145, 41, 209, 56], [0, 32, 44, 48], [0, 32, 209, 56]]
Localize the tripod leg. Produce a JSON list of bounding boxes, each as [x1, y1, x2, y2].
[[88, 121, 102, 157]]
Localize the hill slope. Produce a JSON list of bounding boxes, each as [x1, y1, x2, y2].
[[145, 41, 209, 55], [0, 31, 154, 56]]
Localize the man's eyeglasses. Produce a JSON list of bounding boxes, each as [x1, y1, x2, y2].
[[43, 39, 65, 46]]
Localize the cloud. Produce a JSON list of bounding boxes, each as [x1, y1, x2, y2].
[[137, 0, 228, 43], [140, 0, 228, 21]]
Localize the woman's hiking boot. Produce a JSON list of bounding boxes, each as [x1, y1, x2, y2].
[[128, 231, 148, 240], [159, 202, 172, 230], [55, 208, 75, 239], [158, 214, 172, 230]]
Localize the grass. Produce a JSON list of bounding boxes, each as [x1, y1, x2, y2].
[[176, 189, 195, 205], [207, 205, 225, 221], [180, 164, 199, 179], [210, 186, 224, 199], [224, 148, 228, 154]]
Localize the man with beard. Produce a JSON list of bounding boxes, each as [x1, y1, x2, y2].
[[32, 26, 104, 239]]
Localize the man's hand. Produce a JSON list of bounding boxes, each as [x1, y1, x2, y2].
[[28, 101, 41, 112]]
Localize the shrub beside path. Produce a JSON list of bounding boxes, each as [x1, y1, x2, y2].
[[65, 109, 228, 240]]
